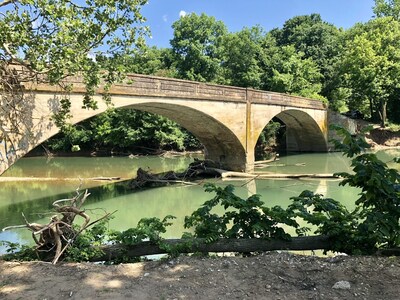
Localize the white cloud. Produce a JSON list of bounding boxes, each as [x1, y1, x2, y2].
[[179, 10, 187, 18], [162, 14, 168, 22]]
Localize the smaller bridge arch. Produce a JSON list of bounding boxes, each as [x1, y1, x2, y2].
[[251, 109, 328, 154]]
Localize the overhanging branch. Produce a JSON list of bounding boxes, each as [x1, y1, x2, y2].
[[0, 0, 17, 8]]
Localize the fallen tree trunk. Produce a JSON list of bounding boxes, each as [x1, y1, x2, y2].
[[205, 168, 338, 179], [94, 236, 331, 262]]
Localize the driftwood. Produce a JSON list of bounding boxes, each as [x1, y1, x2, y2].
[[128, 168, 200, 189], [127, 159, 223, 189], [2, 188, 113, 264], [127, 159, 340, 190], [93, 235, 331, 262], [204, 167, 339, 180], [253, 155, 279, 165]]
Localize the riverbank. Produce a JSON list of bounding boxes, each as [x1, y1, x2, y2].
[[366, 127, 400, 149], [1, 251, 400, 299]]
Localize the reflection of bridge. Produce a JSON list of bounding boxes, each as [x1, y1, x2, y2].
[[0, 74, 328, 175]]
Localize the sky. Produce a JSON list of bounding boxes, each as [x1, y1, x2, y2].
[[141, 0, 376, 48]]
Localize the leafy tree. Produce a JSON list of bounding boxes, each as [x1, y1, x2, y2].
[[262, 43, 325, 100], [0, 0, 149, 165], [270, 14, 343, 99], [125, 46, 177, 78], [0, 0, 149, 98], [339, 17, 400, 127], [374, 0, 400, 19], [220, 26, 265, 88], [170, 13, 227, 82], [45, 109, 201, 153]]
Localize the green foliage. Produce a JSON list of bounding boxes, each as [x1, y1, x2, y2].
[[374, 0, 400, 19], [1, 0, 149, 113], [109, 216, 175, 246], [45, 109, 201, 153], [330, 126, 400, 252], [288, 191, 361, 254], [270, 14, 344, 99], [220, 26, 265, 88], [170, 13, 227, 82], [329, 124, 372, 157], [0, 241, 38, 261], [184, 183, 297, 243], [336, 152, 400, 249], [125, 46, 177, 78], [262, 43, 325, 100], [65, 222, 109, 262], [339, 17, 400, 126], [255, 120, 282, 159]]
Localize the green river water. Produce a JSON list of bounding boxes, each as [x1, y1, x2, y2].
[[1, 150, 400, 253]]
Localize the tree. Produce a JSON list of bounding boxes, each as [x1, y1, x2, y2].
[[339, 17, 400, 127], [270, 14, 343, 100], [45, 109, 200, 153], [262, 42, 325, 100], [220, 26, 265, 88], [1, 0, 149, 95], [125, 46, 177, 78], [0, 0, 149, 166], [374, 0, 400, 19], [170, 13, 227, 82]]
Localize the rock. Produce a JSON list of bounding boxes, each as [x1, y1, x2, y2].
[[332, 281, 351, 290]]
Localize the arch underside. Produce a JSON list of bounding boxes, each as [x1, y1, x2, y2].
[[126, 102, 247, 171], [274, 110, 327, 152]]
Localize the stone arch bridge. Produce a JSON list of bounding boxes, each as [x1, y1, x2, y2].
[[0, 74, 329, 175]]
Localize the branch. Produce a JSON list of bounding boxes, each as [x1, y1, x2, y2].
[[51, 210, 116, 264], [0, 0, 17, 8]]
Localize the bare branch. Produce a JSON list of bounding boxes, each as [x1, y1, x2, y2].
[[2, 224, 28, 231], [0, 0, 17, 8]]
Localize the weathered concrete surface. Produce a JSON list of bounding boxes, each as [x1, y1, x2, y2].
[[0, 74, 328, 174]]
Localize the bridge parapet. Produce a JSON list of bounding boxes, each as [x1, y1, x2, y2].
[[28, 74, 326, 110], [249, 89, 326, 110], [30, 74, 248, 103]]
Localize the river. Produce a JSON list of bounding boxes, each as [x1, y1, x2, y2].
[[1, 150, 400, 253]]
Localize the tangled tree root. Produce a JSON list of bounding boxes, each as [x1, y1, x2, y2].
[[2, 188, 111, 264]]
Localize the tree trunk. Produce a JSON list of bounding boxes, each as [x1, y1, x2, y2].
[[93, 236, 331, 262], [380, 99, 387, 128]]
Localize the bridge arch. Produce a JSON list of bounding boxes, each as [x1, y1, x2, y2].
[[273, 109, 328, 152], [250, 108, 328, 159], [115, 102, 247, 170]]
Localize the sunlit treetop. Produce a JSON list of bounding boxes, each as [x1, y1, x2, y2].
[[374, 0, 400, 20]]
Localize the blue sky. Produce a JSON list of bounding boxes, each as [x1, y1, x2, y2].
[[141, 0, 376, 48]]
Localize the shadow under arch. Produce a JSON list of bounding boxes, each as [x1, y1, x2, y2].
[[259, 109, 327, 153], [115, 102, 248, 171]]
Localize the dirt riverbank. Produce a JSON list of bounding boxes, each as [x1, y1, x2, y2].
[[1, 251, 400, 300]]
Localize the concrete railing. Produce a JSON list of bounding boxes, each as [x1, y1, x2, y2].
[[27, 73, 326, 110]]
